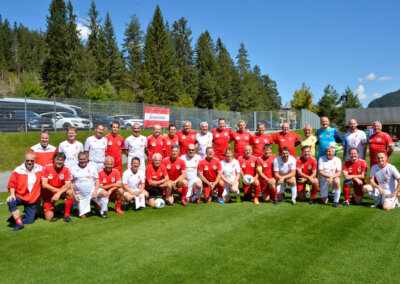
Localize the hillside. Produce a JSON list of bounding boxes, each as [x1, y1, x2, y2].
[[368, 89, 400, 108]]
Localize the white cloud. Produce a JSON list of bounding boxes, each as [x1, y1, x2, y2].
[[76, 22, 91, 41], [365, 72, 375, 81], [378, 76, 392, 81], [372, 92, 381, 98], [355, 85, 367, 99], [358, 77, 363, 83]]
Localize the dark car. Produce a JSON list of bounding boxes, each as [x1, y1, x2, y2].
[[0, 110, 54, 133], [81, 113, 121, 130]]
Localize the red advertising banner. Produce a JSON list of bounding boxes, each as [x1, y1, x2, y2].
[[144, 106, 170, 128]]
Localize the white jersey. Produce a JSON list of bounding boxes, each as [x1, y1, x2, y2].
[[318, 156, 342, 176], [181, 154, 201, 181], [84, 136, 107, 164], [70, 163, 99, 197], [124, 135, 147, 168], [345, 129, 367, 160], [196, 132, 213, 158], [59, 140, 84, 168], [273, 156, 297, 175], [370, 163, 400, 194], [221, 159, 241, 182], [122, 168, 145, 192]]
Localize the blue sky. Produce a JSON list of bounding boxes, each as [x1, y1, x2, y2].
[[3, 0, 400, 106]]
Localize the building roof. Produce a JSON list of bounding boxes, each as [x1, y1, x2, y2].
[[345, 107, 400, 125]]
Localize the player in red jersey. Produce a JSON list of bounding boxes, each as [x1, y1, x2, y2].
[[342, 147, 367, 206], [212, 118, 232, 160], [105, 121, 125, 176], [145, 153, 171, 207], [238, 145, 261, 204], [41, 152, 75, 223], [29, 131, 57, 167], [231, 120, 251, 158], [177, 121, 197, 155], [98, 156, 124, 214], [164, 124, 179, 157], [271, 122, 301, 157], [296, 146, 319, 204], [198, 147, 224, 203], [163, 145, 188, 206], [147, 124, 166, 162], [368, 121, 394, 167], [251, 122, 274, 157], [256, 144, 278, 204]]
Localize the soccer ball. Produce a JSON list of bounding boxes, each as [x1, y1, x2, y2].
[[154, 198, 165, 209], [242, 174, 254, 185], [329, 142, 342, 152]]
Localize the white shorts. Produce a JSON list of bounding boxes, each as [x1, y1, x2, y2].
[[124, 190, 139, 197], [223, 182, 239, 197], [187, 177, 201, 197], [89, 161, 104, 172], [277, 182, 289, 195], [319, 177, 333, 198]]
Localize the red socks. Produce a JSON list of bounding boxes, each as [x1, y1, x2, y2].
[[181, 187, 188, 202], [343, 186, 350, 202], [15, 216, 23, 226], [64, 198, 73, 217], [254, 185, 261, 199], [116, 201, 122, 210]]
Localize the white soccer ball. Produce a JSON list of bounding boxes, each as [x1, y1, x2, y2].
[[154, 198, 165, 209], [242, 174, 254, 185]]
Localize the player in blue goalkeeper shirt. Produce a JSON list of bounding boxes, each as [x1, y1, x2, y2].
[[317, 117, 345, 160]]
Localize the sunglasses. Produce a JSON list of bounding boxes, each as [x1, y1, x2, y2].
[[188, 149, 195, 152], [25, 160, 34, 162]]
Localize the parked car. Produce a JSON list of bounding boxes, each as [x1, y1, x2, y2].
[[112, 114, 144, 129], [40, 112, 90, 130], [81, 113, 119, 130], [0, 110, 53, 132]]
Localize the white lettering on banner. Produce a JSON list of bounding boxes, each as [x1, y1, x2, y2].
[[144, 106, 170, 127], [145, 113, 169, 121]]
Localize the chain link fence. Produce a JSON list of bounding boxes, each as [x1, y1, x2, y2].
[[0, 97, 318, 133]]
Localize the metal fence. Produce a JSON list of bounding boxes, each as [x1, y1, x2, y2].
[[0, 97, 319, 133]]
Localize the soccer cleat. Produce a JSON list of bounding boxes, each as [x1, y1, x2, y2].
[[181, 200, 188, 207], [253, 198, 260, 205], [196, 198, 201, 205], [116, 208, 125, 214], [100, 212, 110, 219], [165, 200, 173, 207], [343, 200, 350, 207], [333, 202, 340, 208], [291, 199, 297, 206], [309, 199, 315, 205], [122, 202, 130, 211], [273, 199, 280, 205], [63, 216, 73, 223], [11, 224, 24, 232], [217, 198, 225, 204], [371, 201, 381, 208], [6, 216, 15, 223]]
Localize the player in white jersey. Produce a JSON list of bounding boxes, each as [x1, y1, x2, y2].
[[84, 124, 107, 171], [363, 151, 400, 210], [343, 119, 367, 161], [196, 122, 213, 158], [59, 126, 84, 169], [273, 147, 297, 204], [180, 144, 203, 204], [70, 152, 100, 218], [122, 157, 148, 207], [318, 145, 342, 208], [220, 148, 241, 203], [124, 123, 148, 173]]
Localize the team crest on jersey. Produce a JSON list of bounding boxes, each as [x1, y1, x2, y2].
[[236, 136, 240, 140], [216, 134, 219, 137], [264, 139, 268, 143], [182, 136, 186, 139], [191, 135, 195, 139], [251, 163, 255, 167], [213, 165, 217, 170], [103, 178, 107, 183], [327, 133, 331, 137], [161, 142, 163, 146], [118, 141, 121, 146], [245, 136, 249, 140], [152, 176, 157, 179], [280, 139, 285, 142], [242, 164, 246, 168], [167, 141, 171, 145], [103, 141, 106, 145], [48, 174, 53, 179], [357, 167, 361, 172], [255, 140, 259, 143], [224, 133, 228, 136], [307, 165, 312, 170], [166, 165, 171, 169], [60, 174, 64, 179], [377, 137, 382, 141], [152, 143, 156, 147], [108, 141, 113, 145], [112, 177, 115, 182], [177, 165, 181, 170], [263, 164, 267, 167], [349, 169, 352, 173], [204, 166, 209, 170]]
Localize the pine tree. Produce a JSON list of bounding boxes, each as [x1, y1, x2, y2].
[[215, 38, 234, 109], [42, 0, 69, 97], [337, 86, 363, 125], [316, 84, 341, 124], [123, 14, 144, 100], [141, 5, 181, 105], [236, 43, 250, 78]]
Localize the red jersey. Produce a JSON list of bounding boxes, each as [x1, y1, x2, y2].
[[212, 128, 232, 160], [164, 134, 179, 157], [29, 143, 57, 167], [41, 164, 71, 188], [198, 158, 222, 182], [147, 135, 166, 161], [177, 130, 197, 155], [256, 155, 277, 179], [368, 132, 393, 166], [343, 159, 368, 178], [238, 156, 258, 176], [251, 133, 274, 157], [231, 130, 251, 158], [105, 134, 125, 167], [8, 164, 43, 204], [162, 157, 187, 181], [145, 163, 168, 189], [98, 168, 122, 187], [271, 132, 300, 157], [296, 156, 317, 176]]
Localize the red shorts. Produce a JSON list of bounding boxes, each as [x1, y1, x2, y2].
[[344, 180, 366, 197], [260, 180, 272, 194], [109, 190, 117, 202], [203, 185, 223, 197], [42, 189, 66, 213]]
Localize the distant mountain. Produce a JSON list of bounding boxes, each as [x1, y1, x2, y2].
[[368, 89, 400, 108]]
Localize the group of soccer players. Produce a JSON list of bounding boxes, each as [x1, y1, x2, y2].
[[6, 116, 400, 232]]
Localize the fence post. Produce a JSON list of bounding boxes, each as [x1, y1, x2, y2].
[[253, 111, 257, 131], [118, 101, 122, 127], [287, 110, 290, 129], [270, 111, 272, 129], [53, 97, 57, 132], [88, 99, 92, 131], [24, 96, 27, 132]]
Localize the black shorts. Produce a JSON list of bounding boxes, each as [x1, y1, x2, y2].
[[147, 187, 162, 199]]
